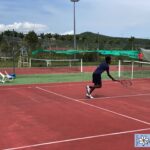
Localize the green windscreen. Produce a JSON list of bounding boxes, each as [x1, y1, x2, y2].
[[32, 49, 139, 59]]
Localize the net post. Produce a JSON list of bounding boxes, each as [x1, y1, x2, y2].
[[29, 58, 31, 68], [48, 60, 52, 66], [81, 59, 83, 72], [118, 60, 121, 78], [131, 61, 134, 79], [69, 60, 71, 67], [46, 60, 49, 67]]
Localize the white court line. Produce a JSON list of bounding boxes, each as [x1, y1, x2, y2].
[[79, 93, 150, 100], [3, 127, 150, 150], [36, 86, 150, 125]]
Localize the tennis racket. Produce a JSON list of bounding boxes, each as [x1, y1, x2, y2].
[[119, 79, 132, 88]]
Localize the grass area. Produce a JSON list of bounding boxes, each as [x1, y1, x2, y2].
[[0, 71, 119, 85]]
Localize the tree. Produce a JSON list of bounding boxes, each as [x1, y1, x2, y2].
[[0, 39, 11, 56], [45, 33, 52, 39], [24, 31, 39, 55]]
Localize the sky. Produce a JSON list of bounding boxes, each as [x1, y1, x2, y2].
[[0, 0, 150, 38]]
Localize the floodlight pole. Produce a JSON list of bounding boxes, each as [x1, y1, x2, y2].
[[12, 29, 15, 74], [97, 32, 100, 50], [70, 0, 79, 51]]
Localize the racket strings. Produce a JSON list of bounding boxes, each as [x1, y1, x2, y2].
[[120, 79, 132, 87]]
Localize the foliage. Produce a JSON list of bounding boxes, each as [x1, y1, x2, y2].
[[0, 30, 150, 61]]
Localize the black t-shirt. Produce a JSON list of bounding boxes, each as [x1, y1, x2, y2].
[[93, 61, 109, 74]]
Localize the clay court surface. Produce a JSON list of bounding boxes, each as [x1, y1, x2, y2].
[[1, 66, 117, 74], [0, 79, 150, 150]]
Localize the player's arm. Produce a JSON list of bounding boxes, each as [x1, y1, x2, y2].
[[106, 69, 118, 81]]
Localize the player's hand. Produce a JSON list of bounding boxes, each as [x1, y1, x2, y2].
[[113, 79, 120, 82]]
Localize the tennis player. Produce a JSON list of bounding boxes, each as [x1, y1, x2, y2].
[[86, 56, 118, 99]]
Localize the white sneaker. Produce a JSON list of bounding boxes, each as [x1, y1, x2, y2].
[[86, 85, 90, 95], [89, 94, 94, 99], [86, 93, 89, 97], [86, 93, 94, 99]]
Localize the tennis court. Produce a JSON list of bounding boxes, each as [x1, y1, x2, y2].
[[0, 79, 150, 150]]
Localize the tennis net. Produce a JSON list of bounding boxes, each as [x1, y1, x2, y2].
[[118, 60, 150, 79], [29, 58, 83, 73]]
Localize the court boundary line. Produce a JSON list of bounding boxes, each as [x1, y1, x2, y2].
[[36, 86, 150, 125], [3, 127, 150, 150]]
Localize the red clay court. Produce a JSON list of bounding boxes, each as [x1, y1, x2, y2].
[[0, 79, 150, 150]]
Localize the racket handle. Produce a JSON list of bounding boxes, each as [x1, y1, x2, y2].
[[115, 80, 121, 82]]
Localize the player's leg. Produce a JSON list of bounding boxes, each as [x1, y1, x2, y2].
[[90, 83, 102, 94], [86, 74, 102, 98], [86, 73, 96, 95]]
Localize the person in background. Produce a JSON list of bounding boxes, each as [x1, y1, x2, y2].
[[138, 51, 143, 61], [0, 72, 5, 83], [0, 71, 15, 83], [138, 51, 143, 67]]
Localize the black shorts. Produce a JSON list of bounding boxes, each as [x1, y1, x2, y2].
[[92, 73, 102, 85]]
